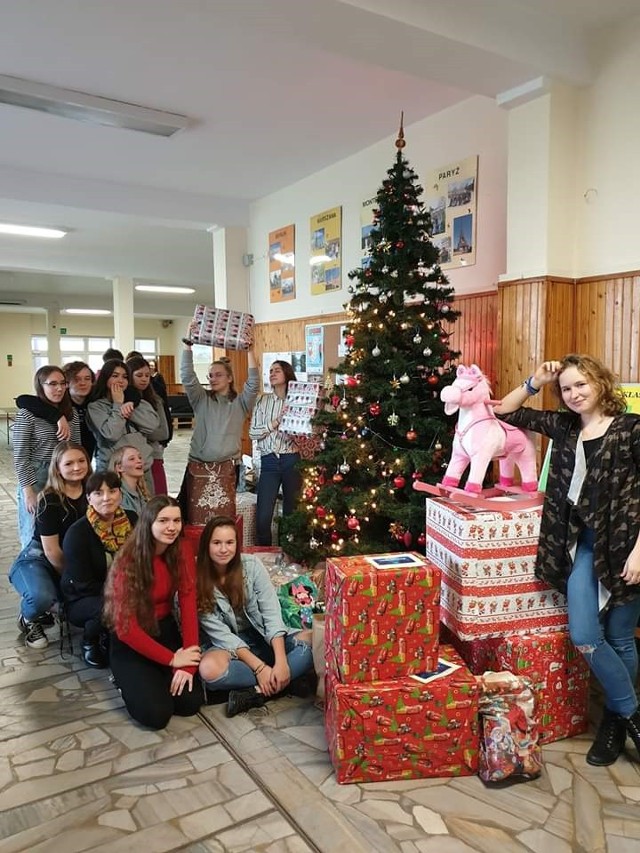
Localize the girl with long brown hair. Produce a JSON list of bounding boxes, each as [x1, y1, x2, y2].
[[103, 495, 203, 729], [197, 516, 313, 717]]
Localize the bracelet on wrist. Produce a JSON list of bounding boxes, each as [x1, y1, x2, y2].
[[522, 376, 540, 396], [253, 663, 266, 676]]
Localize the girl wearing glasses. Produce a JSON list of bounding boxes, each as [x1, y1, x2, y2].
[[87, 359, 159, 494], [13, 366, 82, 547], [180, 334, 258, 523]]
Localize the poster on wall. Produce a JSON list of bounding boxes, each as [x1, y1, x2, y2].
[[360, 195, 377, 267], [309, 206, 342, 295], [291, 351, 307, 382], [305, 324, 324, 376], [622, 384, 640, 414], [269, 225, 296, 303], [426, 155, 478, 270]]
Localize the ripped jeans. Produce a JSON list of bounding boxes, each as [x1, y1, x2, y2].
[[568, 528, 640, 717], [202, 627, 313, 691]]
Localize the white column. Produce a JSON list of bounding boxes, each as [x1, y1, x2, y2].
[[112, 277, 135, 355], [212, 227, 250, 312]]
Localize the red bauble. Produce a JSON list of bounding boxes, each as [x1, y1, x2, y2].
[[412, 471, 423, 480], [347, 516, 360, 530], [304, 488, 315, 500], [406, 429, 417, 441], [316, 506, 327, 518], [403, 531, 413, 547], [417, 532, 426, 547], [393, 475, 406, 489], [345, 334, 355, 347], [369, 402, 381, 416], [331, 394, 340, 408], [332, 473, 343, 483], [427, 374, 439, 385], [331, 531, 340, 543], [396, 240, 405, 249], [346, 375, 358, 387]]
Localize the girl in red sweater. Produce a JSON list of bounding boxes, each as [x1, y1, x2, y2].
[[103, 495, 203, 728]]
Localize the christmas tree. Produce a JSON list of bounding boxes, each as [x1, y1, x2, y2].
[[281, 118, 460, 566]]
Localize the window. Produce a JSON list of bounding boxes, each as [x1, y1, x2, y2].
[[31, 336, 159, 372]]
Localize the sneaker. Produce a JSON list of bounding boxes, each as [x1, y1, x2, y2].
[[17, 614, 49, 650], [33, 611, 55, 628], [226, 688, 266, 718]]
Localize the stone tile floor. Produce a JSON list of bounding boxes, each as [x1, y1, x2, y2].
[[0, 427, 639, 851]]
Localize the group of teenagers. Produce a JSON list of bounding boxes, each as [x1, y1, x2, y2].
[[9, 338, 640, 768], [9, 336, 313, 729]]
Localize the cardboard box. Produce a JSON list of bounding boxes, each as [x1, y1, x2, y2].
[[426, 498, 567, 639], [442, 626, 589, 744], [325, 645, 479, 784], [190, 303, 254, 350], [325, 552, 440, 683]]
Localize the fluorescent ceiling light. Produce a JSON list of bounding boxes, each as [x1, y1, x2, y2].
[[63, 308, 112, 316], [135, 285, 195, 294], [0, 74, 190, 137], [0, 222, 67, 239]]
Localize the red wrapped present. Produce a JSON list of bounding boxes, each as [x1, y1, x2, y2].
[[442, 627, 589, 744], [325, 644, 479, 784], [426, 498, 567, 639], [325, 552, 440, 683], [190, 303, 254, 350]]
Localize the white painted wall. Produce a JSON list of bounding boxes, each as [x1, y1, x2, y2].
[[576, 19, 640, 278], [248, 96, 508, 323]]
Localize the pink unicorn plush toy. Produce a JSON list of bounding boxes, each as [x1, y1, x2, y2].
[[440, 364, 538, 493]]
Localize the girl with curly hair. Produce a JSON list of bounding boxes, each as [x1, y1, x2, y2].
[[197, 516, 313, 717], [495, 354, 640, 767], [103, 495, 203, 729]]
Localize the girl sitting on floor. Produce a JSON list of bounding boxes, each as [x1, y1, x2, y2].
[[197, 515, 313, 717]]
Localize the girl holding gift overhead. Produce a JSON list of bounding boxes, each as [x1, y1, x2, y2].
[[249, 360, 302, 545], [180, 330, 258, 523], [495, 354, 640, 767]]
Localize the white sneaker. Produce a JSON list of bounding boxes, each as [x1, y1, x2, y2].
[[17, 614, 49, 650]]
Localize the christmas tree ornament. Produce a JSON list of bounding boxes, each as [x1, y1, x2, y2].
[[435, 441, 443, 450], [396, 240, 405, 249], [331, 531, 340, 542], [332, 472, 343, 483], [417, 532, 426, 547], [369, 402, 381, 416], [339, 460, 351, 474], [403, 530, 413, 548], [356, 395, 363, 403], [427, 374, 439, 385], [441, 305, 450, 313], [315, 506, 326, 518], [345, 375, 358, 387], [309, 537, 320, 550], [412, 470, 423, 480], [331, 394, 340, 408], [423, 347, 432, 357], [347, 516, 360, 530], [319, 441, 326, 450], [399, 373, 410, 384], [379, 293, 388, 303], [413, 333, 422, 344], [340, 396, 349, 410], [387, 411, 399, 426], [340, 432, 348, 440], [406, 428, 417, 441], [390, 375, 401, 389], [345, 333, 355, 348], [395, 113, 406, 149], [372, 344, 381, 357], [304, 488, 315, 500], [393, 475, 406, 489]]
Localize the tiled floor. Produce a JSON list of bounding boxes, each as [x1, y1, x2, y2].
[[0, 428, 639, 852]]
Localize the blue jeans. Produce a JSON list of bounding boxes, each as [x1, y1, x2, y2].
[[256, 452, 301, 546], [203, 627, 313, 691], [568, 529, 640, 717], [17, 460, 49, 548], [9, 540, 60, 622]]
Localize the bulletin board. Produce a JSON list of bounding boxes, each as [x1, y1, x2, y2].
[[305, 321, 344, 383]]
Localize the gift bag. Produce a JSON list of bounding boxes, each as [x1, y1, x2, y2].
[[312, 613, 326, 706], [277, 574, 318, 629], [477, 671, 542, 783], [189, 304, 254, 351]]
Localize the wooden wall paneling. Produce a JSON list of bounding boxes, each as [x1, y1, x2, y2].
[[157, 355, 176, 385], [447, 292, 498, 384]]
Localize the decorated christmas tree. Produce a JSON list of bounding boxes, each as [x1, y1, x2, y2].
[[281, 118, 460, 565]]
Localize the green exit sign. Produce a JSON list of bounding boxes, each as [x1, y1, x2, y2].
[[60, 328, 67, 335]]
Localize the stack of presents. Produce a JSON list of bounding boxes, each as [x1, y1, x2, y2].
[[323, 497, 590, 784]]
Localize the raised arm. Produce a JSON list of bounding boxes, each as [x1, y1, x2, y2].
[[492, 360, 562, 415]]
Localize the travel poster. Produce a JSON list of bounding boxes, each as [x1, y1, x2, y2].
[[426, 155, 478, 270], [310, 206, 342, 295], [269, 224, 296, 303]]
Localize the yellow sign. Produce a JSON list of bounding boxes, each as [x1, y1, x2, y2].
[[310, 206, 342, 295], [621, 384, 640, 415]]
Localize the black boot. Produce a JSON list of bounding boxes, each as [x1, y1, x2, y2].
[[82, 641, 108, 669], [226, 688, 265, 718], [586, 708, 627, 766], [624, 709, 640, 758]]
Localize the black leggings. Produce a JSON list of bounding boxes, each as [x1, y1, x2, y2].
[[110, 615, 204, 730]]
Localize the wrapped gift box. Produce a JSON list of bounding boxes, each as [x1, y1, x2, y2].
[[441, 626, 589, 744], [325, 644, 479, 784], [190, 303, 254, 351], [279, 381, 323, 436], [426, 497, 567, 639], [325, 552, 440, 683], [236, 492, 257, 546]]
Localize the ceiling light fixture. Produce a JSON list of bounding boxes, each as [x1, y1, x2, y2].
[[135, 285, 196, 294], [0, 222, 67, 239], [63, 308, 112, 316], [0, 74, 190, 137]]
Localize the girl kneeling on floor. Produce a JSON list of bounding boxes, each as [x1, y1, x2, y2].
[[102, 495, 204, 729], [197, 515, 313, 718]]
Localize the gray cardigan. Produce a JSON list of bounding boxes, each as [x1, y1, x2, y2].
[[87, 397, 159, 472], [199, 554, 290, 652]]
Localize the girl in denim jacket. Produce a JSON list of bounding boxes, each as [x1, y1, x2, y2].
[[197, 516, 313, 717]]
